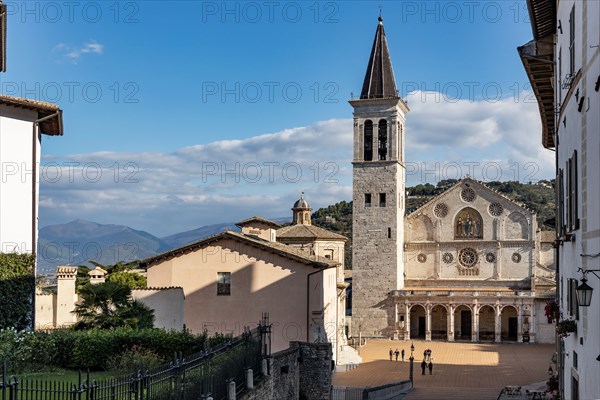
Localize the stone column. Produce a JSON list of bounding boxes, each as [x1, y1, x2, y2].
[[425, 305, 432, 341], [472, 305, 479, 342], [448, 305, 455, 342], [373, 122, 379, 159], [517, 307, 523, 343], [494, 305, 502, 343], [405, 304, 411, 341], [227, 380, 236, 400], [529, 301, 536, 343]]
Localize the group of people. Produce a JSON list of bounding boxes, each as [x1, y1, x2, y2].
[[422, 348, 433, 375], [388, 347, 405, 362], [387, 347, 434, 375]]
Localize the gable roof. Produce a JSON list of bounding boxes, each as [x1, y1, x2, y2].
[[0, 94, 64, 135], [139, 230, 337, 269], [277, 224, 347, 241], [406, 178, 534, 218], [235, 216, 281, 229]]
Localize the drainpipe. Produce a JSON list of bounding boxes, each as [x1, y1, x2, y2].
[[306, 263, 338, 344]]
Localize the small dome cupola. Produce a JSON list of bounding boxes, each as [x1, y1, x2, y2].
[[292, 192, 312, 225]]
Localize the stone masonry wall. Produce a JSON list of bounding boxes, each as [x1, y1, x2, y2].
[[240, 342, 332, 400]]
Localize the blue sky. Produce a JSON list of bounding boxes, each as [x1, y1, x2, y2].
[[2, 1, 554, 236]]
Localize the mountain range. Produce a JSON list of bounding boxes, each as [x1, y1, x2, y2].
[[37, 218, 289, 274]]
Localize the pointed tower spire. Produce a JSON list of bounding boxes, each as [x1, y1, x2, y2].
[[360, 16, 398, 99]]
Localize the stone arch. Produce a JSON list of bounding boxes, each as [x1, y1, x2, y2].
[[501, 305, 518, 341], [431, 304, 448, 340], [453, 305, 472, 340], [478, 305, 495, 341], [409, 304, 426, 339], [411, 215, 434, 241], [505, 212, 528, 239], [454, 207, 483, 239]]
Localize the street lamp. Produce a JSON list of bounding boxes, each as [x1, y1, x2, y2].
[[576, 268, 600, 307], [408, 342, 415, 384]]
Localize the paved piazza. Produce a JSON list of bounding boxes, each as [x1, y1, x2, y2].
[[334, 339, 554, 399]]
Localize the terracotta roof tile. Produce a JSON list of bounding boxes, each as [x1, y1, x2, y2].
[[277, 224, 347, 241], [0, 94, 63, 135]]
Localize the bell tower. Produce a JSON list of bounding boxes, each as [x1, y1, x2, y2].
[[350, 16, 409, 338]]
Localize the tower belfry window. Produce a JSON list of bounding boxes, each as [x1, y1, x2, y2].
[[364, 120, 373, 161], [378, 119, 387, 160]]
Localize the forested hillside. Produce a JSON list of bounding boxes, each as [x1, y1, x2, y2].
[[312, 180, 555, 269]]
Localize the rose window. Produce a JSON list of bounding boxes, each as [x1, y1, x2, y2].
[[442, 252, 454, 264], [489, 202, 504, 217], [460, 188, 476, 202], [512, 253, 522, 263], [485, 252, 496, 263], [434, 203, 448, 218], [417, 253, 427, 263], [458, 248, 478, 268]]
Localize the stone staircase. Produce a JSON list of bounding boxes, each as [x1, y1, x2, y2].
[[335, 345, 363, 372]]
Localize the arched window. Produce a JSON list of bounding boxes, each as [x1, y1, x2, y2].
[[363, 120, 373, 161], [378, 119, 387, 160]]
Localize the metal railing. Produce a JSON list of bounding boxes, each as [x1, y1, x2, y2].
[[331, 380, 412, 400], [1, 324, 270, 400]]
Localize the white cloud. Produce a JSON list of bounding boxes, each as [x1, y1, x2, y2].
[[53, 40, 104, 63], [40, 93, 554, 236]]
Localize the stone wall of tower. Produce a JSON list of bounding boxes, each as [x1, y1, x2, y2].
[[351, 162, 404, 337]]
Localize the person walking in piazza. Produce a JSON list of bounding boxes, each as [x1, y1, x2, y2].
[[428, 361, 433, 375], [421, 360, 427, 375], [389, 348, 393, 361], [401, 348, 405, 362], [394, 348, 399, 361]]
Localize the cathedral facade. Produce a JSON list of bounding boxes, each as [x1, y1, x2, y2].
[[350, 18, 556, 344]]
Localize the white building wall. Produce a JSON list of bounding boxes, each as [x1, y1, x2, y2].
[[555, 1, 600, 399], [0, 106, 40, 254]]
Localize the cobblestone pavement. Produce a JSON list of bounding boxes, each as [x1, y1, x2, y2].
[[333, 339, 555, 399]]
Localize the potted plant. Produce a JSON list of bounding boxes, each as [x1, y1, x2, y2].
[[544, 299, 560, 323], [556, 319, 577, 338]]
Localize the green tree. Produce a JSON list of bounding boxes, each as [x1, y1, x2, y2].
[[73, 282, 154, 330], [107, 271, 147, 289]]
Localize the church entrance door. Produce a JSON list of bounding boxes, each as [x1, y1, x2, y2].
[[418, 317, 426, 337], [461, 310, 472, 339], [508, 318, 518, 340]]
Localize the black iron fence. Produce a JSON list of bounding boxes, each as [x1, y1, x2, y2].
[[1, 324, 270, 400]]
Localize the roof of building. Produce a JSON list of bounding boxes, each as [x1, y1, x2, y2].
[[526, 0, 556, 40], [518, 0, 556, 149], [88, 267, 108, 276], [0, 94, 64, 135], [293, 193, 311, 209], [359, 16, 398, 100], [139, 230, 338, 269], [0, 2, 6, 73], [276, 224, 347, 241], [235, 216, 281, 229]]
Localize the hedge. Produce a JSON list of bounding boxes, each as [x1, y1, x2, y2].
[[0, 253, 35, 330], [0, 327, 229, 372]]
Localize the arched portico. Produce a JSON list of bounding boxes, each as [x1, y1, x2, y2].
[[478, 305, 495, 341], [430, 305, 448, 340], [501, 306, 519, 342], [409, 304, 426, 339], [453, 305, 472, 341]]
